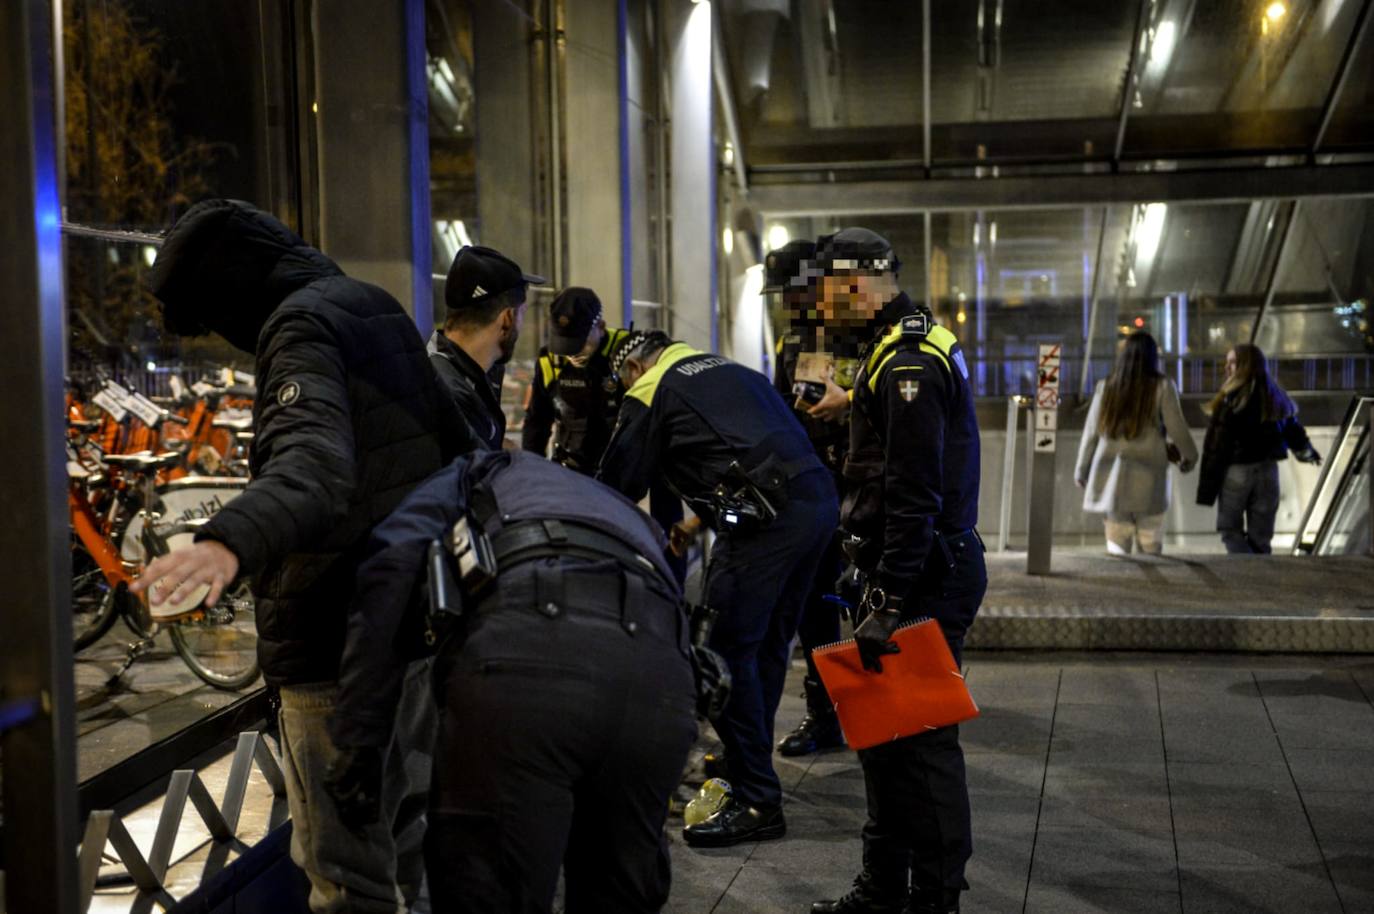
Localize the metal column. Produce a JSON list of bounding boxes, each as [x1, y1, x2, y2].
[[1, 1, 79, 912]]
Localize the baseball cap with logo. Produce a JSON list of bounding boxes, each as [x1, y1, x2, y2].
[[444, 245, 546, 313], [548, 287, 603, 356]]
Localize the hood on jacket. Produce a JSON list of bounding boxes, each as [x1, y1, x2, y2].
[[147, 199, 343, 354]]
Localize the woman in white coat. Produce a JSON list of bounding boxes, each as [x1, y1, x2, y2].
[[1075, 331, 1198, 555]]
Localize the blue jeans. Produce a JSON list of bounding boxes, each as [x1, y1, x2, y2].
[[1217, 460, 1281, 554]]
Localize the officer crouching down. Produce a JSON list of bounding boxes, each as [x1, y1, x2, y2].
[[325, 450, 699, 913], [812, 229, 985, 914], [599, 331, 837, 848]]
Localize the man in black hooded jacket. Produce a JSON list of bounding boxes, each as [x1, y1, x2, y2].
[[134, 199, 460, 913]]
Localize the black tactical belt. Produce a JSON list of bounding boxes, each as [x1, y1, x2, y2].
[[491, 519, 673, 593]]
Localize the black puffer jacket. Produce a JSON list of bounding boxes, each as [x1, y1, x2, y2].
[[149, 200, 461, 686]]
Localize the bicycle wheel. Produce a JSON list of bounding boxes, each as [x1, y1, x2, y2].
[[72, 537, 121, 650], [169, 583, 261, 690]]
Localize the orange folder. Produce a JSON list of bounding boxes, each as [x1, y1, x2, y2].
[[812, 619, 979, 750]]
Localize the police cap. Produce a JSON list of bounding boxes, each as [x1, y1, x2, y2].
[[762, 240, 817, 293], [815, 227, 901, 275]]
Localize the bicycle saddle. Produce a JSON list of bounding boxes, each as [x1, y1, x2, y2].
[[103, 452, 182, 473], [67, 419, 100, 432], [212, 416, 253, 431]]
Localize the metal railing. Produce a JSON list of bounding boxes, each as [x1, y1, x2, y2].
[[1293, 395, 1374, 556]]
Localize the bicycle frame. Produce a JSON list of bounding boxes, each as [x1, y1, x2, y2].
[[68, 486, 133, 588]]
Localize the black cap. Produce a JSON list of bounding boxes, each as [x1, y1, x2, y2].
[[444, 245, 545, 312], [763, 240, 818, 293], [815, 227, 900, 274], [547, 287, 603, 356], [610, 330, 672, 377]]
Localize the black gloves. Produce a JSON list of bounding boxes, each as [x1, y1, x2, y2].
[[1295, 446, 1322, 466], [854, 587, 904, 673], [324, 745, 384, 830]]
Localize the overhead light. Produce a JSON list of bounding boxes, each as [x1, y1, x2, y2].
[[722, 227, 734, 255], [142, 245, 157, 268], [972, 223, 981, 246], [1136, 202, 1168, 263], [146, 361, 157, 372], [989, 221, 998, 245], [956, 311, 967, 324], [767, 224, 790, 251], [1148, 20, 1176, 70], [1266, 2, 1286, 22]]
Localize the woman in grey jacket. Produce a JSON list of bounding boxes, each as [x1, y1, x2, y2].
[[1075, 332, 1198, 555]]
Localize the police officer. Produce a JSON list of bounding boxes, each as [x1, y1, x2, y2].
[[766, 240, 847, 757], [326, 449, 697, 913], [811, 229, 984, 914], [523, 286, 632, 472], [599, 331, 837, 847], [430, 245, 545, 450]]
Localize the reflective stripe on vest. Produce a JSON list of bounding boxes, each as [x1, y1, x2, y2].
[[865, 323, 961, 392]]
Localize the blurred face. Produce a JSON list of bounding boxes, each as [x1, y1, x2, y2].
[[1225, 348, 1237, 379], [819, 270, 900, 325]]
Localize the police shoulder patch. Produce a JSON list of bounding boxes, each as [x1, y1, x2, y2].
[[899, 312, 931, 338], [897, 378, 921, 402], [277, 381, 301, 406]]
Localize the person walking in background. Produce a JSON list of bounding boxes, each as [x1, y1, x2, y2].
[[1075, 331, 1197, 556], [1197, 343, 1321, 554]]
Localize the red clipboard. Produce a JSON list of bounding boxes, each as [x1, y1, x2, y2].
[[812, 619, 979, 751]]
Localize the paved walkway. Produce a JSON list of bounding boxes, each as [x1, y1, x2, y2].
[[667, 653, 1374, 914]]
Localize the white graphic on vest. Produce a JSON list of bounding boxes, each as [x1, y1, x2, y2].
[[899, 380, 921, 402], [676, 357, 728, 377], [472, 284, 487, 298]]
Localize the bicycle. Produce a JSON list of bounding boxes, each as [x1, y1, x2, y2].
[[69, 443, 259, 690]]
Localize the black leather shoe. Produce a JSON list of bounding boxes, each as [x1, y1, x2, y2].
[[682, 799, 785, 848], [778, 709, 846, 757], [812, 879, 907, 914]]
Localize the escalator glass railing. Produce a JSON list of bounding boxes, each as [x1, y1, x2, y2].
[[1293, 396, 1373, 556]]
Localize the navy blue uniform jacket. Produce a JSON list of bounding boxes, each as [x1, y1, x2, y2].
[[331, 450, 677, 748]]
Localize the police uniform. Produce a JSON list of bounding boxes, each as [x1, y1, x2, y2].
[[329, 450, 696, 913], [523, 326, 632, 472], [599, 340, 837, 845], [766, 240, 850, 756], [821, 295, 985, 914]]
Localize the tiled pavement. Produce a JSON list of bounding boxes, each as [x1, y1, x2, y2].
[[666, 653, 1374, 914]]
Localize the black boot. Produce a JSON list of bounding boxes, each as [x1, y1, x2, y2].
[[812, 872, 908, 914], [682, 798, 786, 848], [778, 677, 845, 757], [905, 887, 960, 914]]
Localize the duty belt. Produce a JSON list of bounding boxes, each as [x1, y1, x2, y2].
[[491, 518, 673, 594]]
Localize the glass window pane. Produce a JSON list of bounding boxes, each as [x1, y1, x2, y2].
[[63, 0, 296, 231], [59, 0, 294, 784], [931, 208, 1111, 397], [1322, 7, 1374, 149], [1125, 0, 1367, 155], [930, 0, 1137, 162], [1254, 198, 1374, 365]]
